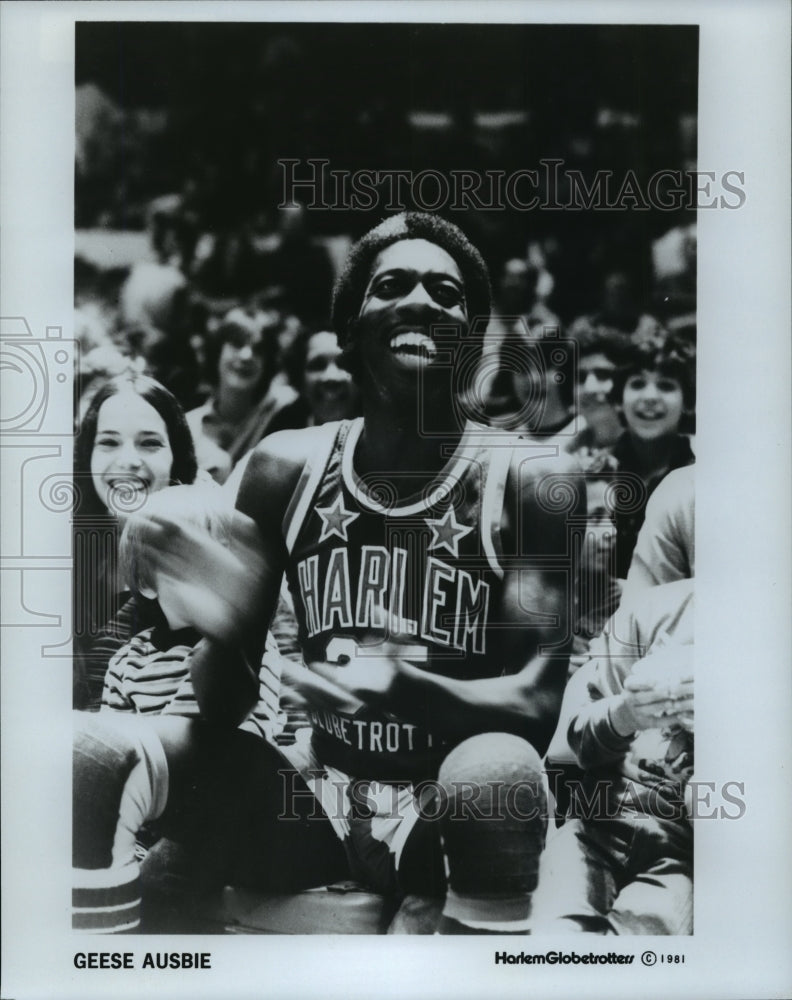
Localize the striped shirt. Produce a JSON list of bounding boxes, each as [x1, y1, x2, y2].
[[100, 624, 288, 742]]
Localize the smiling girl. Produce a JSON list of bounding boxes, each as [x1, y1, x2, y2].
[[592, 335, 695, 578], [73, 373, 198, 709]]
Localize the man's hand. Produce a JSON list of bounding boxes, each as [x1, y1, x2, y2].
[[285, 636, 427, 716], [610, 644, 694, 736], [279, 659, 364, 715], [611, 674, 694, 736], [308, 651, 405, 711], [137, 509, 270, 646]]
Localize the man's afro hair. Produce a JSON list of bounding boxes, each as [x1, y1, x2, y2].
[[331, 212, 492, 348]]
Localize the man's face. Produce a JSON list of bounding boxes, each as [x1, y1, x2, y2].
[[353, 239, 468, 393]]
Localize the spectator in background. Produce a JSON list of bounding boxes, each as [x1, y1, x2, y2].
[[119, 320, 204, 412], [589, 336, 696, 579], [73, 373, 198, 710], [543, 377, 695, 879], [117, 198, 204, 409], [531, 578, 695, 935], [193, 225, 267, 312], [572, 471, 622, 664], [495, 257, 560, 332], [567, 323, 633, 463], [147, 194, 200, 275], [186, 306, 300, 483], [222, 326, 363, 669], [481, 257, 561, 418], [260, 203, 335, 327], [623, 464, 695, 594], [568, 268, 666, 351], [74, 257, 128, 353], [75, 345, 141, 426], [119, 245, 188, 338], [543, 468, 623, 822], [280, 327, 361, 428], [72, 485, 326, 934], [487, 323, 578, 445]]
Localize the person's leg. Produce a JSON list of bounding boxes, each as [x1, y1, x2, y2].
[[608, 864, 693, 935], [607, 817, 693, 935], [531, 811, 693, 936], [529, 817, 622, 934], [303, 734, 549, 934], [73, 711, 174, 933], [139, 731, 349, 933], [343, 779, 446, 899]]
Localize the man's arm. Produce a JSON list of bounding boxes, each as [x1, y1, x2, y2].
[[183, 432, 304, 726], [403, 450, 581, 752], [563, 612, 642, 769], [566, 584, 694, 768]]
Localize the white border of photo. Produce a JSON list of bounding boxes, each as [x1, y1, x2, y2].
[[1, 2, 790, 998]]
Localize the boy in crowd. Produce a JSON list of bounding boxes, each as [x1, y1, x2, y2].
[[569, 323, 633, 461]]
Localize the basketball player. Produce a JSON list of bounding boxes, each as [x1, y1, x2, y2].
[[142, 212, 584, 933]]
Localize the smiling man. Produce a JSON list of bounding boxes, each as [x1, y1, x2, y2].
[[142, 212, 584, 934]]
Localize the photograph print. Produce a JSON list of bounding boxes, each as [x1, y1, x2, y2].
[[69, 18, 705, 940]]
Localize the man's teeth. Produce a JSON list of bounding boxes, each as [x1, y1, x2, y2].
[[389, 332, 437, 358]]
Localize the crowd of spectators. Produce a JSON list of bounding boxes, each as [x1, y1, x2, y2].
[[73, 193, 696, 696], [71, 193, 697, 936], [72, 27, 697, 931]]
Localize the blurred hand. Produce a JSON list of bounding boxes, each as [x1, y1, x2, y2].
[[139, 509, 270, 645], [286, 635, 427, 716], [309, 652, 404, 711], [279, 659, 363, 715]]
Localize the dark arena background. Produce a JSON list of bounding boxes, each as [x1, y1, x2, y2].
[[75, 21, 698, 359]]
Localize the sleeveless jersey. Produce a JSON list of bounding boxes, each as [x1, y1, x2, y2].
[[282, 418, 527, 782]]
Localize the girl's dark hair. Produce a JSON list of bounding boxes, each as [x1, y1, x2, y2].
[[570, 323, 634, 369], [74, 373, 197, 517]]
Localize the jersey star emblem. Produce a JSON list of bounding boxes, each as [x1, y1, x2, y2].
[[316, 494, 360, 543], [425, 507, 473, 559]]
